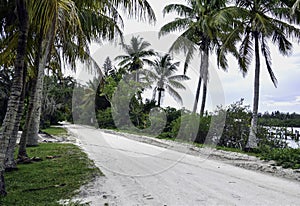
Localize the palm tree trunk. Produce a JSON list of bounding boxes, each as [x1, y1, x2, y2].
[[200, 84, 207, 117], [200, 46, 209, 117], [246, 32, 260, 149], [5, 65, 27, 170], [0, 0, 29, 196], [193, 76, 202, 113], [157, 88, 162, 107], [25, 21, 54, 147], [193, 52, 204, 113], [18, 80, 35, 156], [18, 34, 43, 156], [26, 55, 45, 146]]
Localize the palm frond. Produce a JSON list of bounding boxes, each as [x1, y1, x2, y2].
[[166, 85, 183, 104], [261, 36, 278, 87], [238, 30, 253, 76], [159, 18, 191, 37], [168, 74, 190, 81], [163, 4, 192, 17]]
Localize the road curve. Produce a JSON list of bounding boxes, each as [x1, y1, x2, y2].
[[66, 124, 300, 206]]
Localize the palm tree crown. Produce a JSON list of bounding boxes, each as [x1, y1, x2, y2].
[[115, 36, 155, 72], [146, 53, 190, 107], [159, 0, 233, 115]]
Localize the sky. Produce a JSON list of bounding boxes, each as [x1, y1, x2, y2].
[[75, 0, 300, 114]]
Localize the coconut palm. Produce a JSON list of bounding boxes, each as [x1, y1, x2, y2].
[[0, 0, 29, 195], [220, 0, 300, 149], [18, 0, 129, 158], [115, 35, 156, 81], [159, 0, 233, 116], [146, 54, 190, 107]]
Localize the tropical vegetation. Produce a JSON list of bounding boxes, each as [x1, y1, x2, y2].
[[0, 0, 300, 198]]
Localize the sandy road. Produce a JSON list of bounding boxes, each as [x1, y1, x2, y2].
[[66, 124, 300, 205]]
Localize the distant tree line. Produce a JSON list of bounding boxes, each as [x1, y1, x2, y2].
[[259, 111, 300, 127]]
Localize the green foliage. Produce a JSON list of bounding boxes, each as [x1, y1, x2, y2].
[[259, 111, 300, 127], [217, 99, 251, 150], [0, 143, 101, 205], [40, 76, 75, 128], [171, 113, 199, 142], [168, 112, 211, 143], [260, 148, 300, 169], [97, 108, 116, 129]]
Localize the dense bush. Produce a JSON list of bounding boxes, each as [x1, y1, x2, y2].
[[216, 99, 251, 150], [97, 108, 116, 129], [260, 148, 300, 169], [168, 113, 211, 143], [40, 76, 75, 128]]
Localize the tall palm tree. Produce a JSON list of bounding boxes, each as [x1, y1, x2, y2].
[[0, 0, 29, 196], [146, 54, 190, 107], [159, 0, 233, 115], [115, 35, 156, 81], [18, 0, 127, 157], [220, 0, 300, 149]]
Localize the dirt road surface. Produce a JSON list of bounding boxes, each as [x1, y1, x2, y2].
[[65, 124, 300, 206]]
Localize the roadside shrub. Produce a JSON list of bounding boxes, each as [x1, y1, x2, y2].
[[260, 148, 300, 169], [171, 113, 199, 142], [217, 99, 251, 150], [97, 108, 116, 129], [170, 113, 210, 143]]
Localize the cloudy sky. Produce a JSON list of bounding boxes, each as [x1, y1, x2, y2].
[[121, 0, 300, 113], [77, 0, 300, 114]]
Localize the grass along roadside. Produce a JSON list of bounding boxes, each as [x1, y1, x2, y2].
[[0, 143, 102, 205], [41, 126, 68, 136]]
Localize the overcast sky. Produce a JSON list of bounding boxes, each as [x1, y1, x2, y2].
[[76, 0, 300, 114]]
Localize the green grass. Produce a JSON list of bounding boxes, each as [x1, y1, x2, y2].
[[42, 126, 68, 136], [259, 148, 300, 169], [0, 143, 102, 206]]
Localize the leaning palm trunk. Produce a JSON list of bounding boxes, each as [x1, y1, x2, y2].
[[20, 22, 54, 150], [4, 66, 27, 169], [193, 76, 202, 113], [18, 35, 43, 156], [246, 32, 260, 149], [18, 79, 36, 156], [199, 47, 209, 117], [192, 51, 204, 113], [26, 60, 45, 146], [200, 84, 207, 117], [0, 0, 29, 196]]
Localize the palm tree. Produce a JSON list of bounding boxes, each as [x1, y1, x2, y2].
[[159, 0, 233, 116], [220, 0, 300, 149], [19, 0, 126, 157], [115, 35, 156, 81], [0, 0, 29, 195], [146, 54, 190, 107], [0, 0, 157, 195]]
